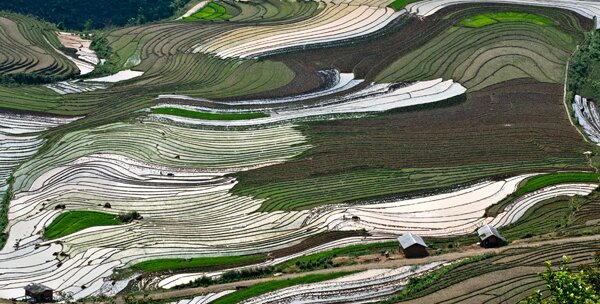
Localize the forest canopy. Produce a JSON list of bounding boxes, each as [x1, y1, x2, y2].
[[0, 0, 188, 30]]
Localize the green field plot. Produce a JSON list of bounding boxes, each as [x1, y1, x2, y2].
[[514, 172, 598, 197], [486, 172, 599, 216], [388, 0, 421, 11], [182, 2, 233, 22], [152, 107, 268, 120], [44, 211, 122, 239], [459, 12, 555, 28], [131, 255, 264, 273]]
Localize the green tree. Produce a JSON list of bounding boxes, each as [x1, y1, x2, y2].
[[83, 18, 94, 32], [522, 256, 600, 304], [170, 0, 185, 10]]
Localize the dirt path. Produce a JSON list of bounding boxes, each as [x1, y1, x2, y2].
[[117, 234, 600, 303]]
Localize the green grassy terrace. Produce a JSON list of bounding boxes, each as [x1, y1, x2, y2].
[[388, 0, 420, 11], [131, 255, 265, 273], [44, 211, 122, 239], [460, 12, 554, 28], [211, 272, 355, 304], [182, 2, 233, 21], [486, 171, 598, 216], [151, 107, 269, 120]]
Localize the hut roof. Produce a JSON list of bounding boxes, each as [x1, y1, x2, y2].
[[477, 224, 506, 242], [25, 283, 53, 294], [398, 233, 427, 249]]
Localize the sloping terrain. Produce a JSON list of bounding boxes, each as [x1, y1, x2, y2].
[[1, 0, 600, 302], [0, 14, 79, 81]]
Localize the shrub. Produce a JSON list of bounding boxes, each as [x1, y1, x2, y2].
[[118, 211, 142, 223], [521, 255, 600, 304]]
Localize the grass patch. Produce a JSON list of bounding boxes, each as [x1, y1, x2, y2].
[[514, 172, 598, 197], [211, 272, 354, 304], [486, 172, 598, 216], [131, 255, 264, 273], [388, 0, 420, 11], [182, 2, 232, 21], [460, 12, 555, 28], [151, 107, 269, 120], [44, 211, 122, 239]]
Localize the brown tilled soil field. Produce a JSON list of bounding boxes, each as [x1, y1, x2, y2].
[[235, 79, 591, 185]]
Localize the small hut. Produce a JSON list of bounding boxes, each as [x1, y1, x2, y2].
[[24, 283, 53, 303], [398, 233, 428, 258], [477, 224, 507, 248]]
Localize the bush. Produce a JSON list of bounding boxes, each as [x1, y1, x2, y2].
[[521, 255, 600, 304], [176, 266, 275, 289], [0, 73, 65, 85], [118, 211, 142, 223]]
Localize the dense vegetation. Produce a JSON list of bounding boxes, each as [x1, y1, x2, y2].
[[0, 73, 67, 85], [44, 211, 122, 239], [0, 0, 189, 30], [569, 30, 600, 101], [522, 255, 600, 304], [176, 266, 277, 289]]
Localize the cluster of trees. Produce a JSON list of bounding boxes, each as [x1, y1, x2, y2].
[[0, 73, 66, 85], [568, 30, 600, 100], [0, 0, 190, 30], [177, 266, 275, 289], [522, 254, 600, 304]]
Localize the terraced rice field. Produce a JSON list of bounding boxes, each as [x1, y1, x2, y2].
[[43, 211, 122, 240], [234, 80, 591, 211], [0, 14, 79, 79], [377, 10, 584, 90], [2, 0, 600, 302], [181, 2, 233, 21], [398, 239, 600, 303]]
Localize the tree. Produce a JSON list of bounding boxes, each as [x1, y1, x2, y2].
[[83, 18, 94, 32], [521, 255, 600, 304]]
